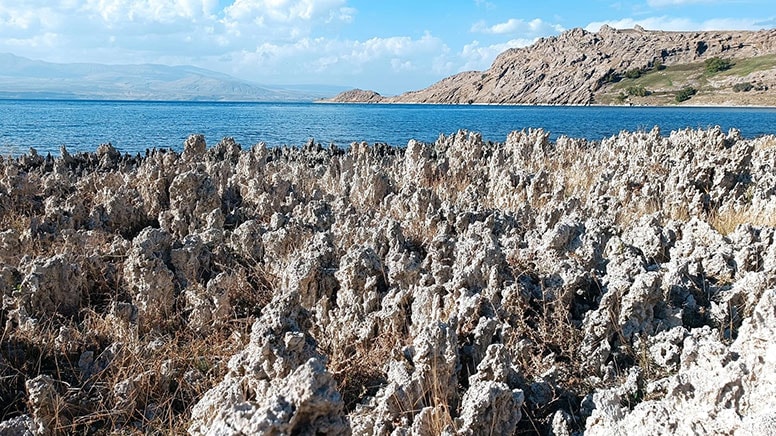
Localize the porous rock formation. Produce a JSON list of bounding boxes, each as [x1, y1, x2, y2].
[[324, 25, 776, 105], [0, 128, 775, 434]]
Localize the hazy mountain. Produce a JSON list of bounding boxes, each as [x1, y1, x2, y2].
[[0, 53, 347, 101]]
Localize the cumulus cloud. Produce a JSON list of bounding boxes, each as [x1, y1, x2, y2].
[[80, 0, 219, 24], [223, 0, 347, 23], [471, 18, 564, 36], [221, 31, 452, 93], [585, 16, 764, 32], [0, 1, 561, 94], [459, 38, 535, 71], [646, 0, 718, 6], [0, 0, 467, 93]]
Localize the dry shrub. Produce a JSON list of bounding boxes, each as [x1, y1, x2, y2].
[[615, 198, 690, 227], [0, 307, 252, 435], [707, 205, 776, 235], [0, 267, 266, 435], [327, 333, 395, 413], [502, 259, 590, 433]]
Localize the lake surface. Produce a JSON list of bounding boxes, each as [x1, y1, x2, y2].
[[1, 99, 776, 156]]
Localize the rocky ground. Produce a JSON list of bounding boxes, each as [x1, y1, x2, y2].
[[1, 127, 775, 435]]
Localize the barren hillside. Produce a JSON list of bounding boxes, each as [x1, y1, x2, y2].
[[324, 26, 776, 105]]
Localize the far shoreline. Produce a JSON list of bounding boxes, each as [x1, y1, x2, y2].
[[2, 96, 775, 109], [313, 99, 776, 110]]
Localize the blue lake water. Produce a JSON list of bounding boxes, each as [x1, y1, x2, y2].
[[1, 99, 776, 156]]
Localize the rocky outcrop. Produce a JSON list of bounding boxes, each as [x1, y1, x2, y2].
[[0, 128, 776, 434], [325, 26, 776, 105], [323, 88, 385, 103], [188, 293, 349, 435]]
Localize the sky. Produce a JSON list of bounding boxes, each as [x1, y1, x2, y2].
[[1, 0, 775, 95]]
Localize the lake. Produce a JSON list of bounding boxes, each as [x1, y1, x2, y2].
[[1, 99, 776, 156]]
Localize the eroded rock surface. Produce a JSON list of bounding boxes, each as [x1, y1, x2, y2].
[[0, 128, 774, 434]]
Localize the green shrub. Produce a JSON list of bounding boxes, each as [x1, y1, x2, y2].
[[626, 85, 651, 97], [705, 57, 733, 74], [675, 87, 697, 102], [733, 82, 754, 92], [601, 70, 621, 84], [653, 60, 666, 71], [624, 68, 644, 79]]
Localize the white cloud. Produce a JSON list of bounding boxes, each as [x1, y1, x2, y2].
[[0, 3, 60, 31], [647, 0, 717, 6], [0, 0, 463, 93], [223, 0, 347, 23], [473, 0, 496, 10], [327, 6, 355, 23], [0, 2, 565, 94], [471, 18, 564, 36], [459, 38, 535, 71], [585, 16, 764, 32], [78, 0, 218, 24], [218, 31, 452, 93]]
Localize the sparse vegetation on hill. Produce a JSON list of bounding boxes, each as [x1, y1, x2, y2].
[[675, 86, 698, 102], [733, 82, 754, 92], [626, 85, 651, 97], [625, 67, 647, 79], [599, 53, 776, 105], [705, 56, 734, 74]]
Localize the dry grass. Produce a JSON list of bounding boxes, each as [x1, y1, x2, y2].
[[754, 135, 776, 150], [327, 333, 395, 413], [707, 205, 776, 235], [0, 222, 270, 435], [327, 320, 459, 433], [615, 198, 691, 228], [0, 303, 254, 435], [501, 259, 589, 433]]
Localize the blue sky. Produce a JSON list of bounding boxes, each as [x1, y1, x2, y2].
[[1, 0, 774, 95]]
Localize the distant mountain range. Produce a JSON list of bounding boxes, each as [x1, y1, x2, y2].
[[0, 53, 347, 101], [324, 26, 776, 106]]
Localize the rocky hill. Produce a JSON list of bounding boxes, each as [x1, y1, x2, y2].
[[324, 25, 776, 105], [324, 88, 384, 103]]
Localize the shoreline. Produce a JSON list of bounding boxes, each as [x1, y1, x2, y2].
[[3, 95, 775, 109], [314, 99, 776, 109]]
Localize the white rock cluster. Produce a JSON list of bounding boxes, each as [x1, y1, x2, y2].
[[0, 128, 775, 434]]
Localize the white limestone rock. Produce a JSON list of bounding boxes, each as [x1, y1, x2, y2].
[[188, 293, 349, 435], [122, 228, 175, 330], [17, 254, 86, 317]]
